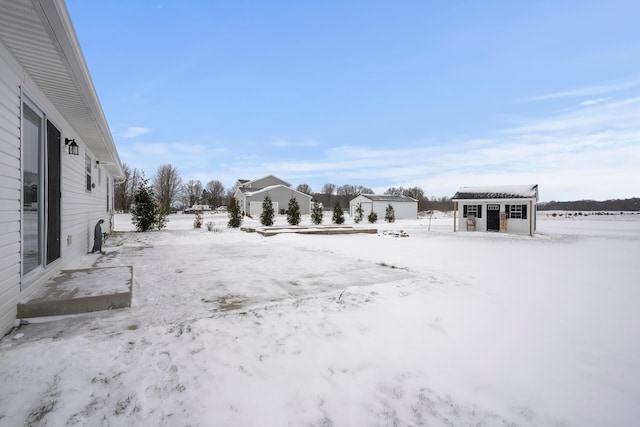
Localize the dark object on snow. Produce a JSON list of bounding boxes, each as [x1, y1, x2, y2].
[[91, 219, 105, 254]]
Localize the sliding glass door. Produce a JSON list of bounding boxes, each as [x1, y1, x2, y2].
[[22, 102, 42, 275]]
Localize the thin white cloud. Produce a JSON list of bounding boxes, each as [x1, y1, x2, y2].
[[241, 94, 640, 201], [122, 126, 152, 138], [521, 79, 640, 102], [579, 98, 608, 106], [120, 89, 640, 202], [131, 142, 168, 155]]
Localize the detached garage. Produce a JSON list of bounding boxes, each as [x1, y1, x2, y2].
[[452, 185, 538, 236], [349, 194, 418, 220]]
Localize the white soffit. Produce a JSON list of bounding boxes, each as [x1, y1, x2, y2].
[[0, 0, 123, 178]]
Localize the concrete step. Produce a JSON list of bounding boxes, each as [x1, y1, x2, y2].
[[17, 266, 133, 318]]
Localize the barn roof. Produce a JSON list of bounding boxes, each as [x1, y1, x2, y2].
[[356, 194, 418, 203], [452, 184, 538, 200]]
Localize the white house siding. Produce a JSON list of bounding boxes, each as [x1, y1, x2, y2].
[[0, 13, 121, 336], [0, 44, 22, 336], [61, 150, 113, 254]]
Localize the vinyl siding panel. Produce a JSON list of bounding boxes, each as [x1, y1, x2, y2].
[[0, 45, 22, 336]]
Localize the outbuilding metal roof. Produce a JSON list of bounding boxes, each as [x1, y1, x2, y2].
[[452, 184, 538, 200], [357, 194, 418, 202]]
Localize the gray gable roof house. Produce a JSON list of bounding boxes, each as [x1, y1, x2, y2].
[[234, 175, 312, 217], [452, 185, 538, 236]]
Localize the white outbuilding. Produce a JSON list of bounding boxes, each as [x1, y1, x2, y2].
[[349, 194, 418, 220], [452, 185, 539, 236]]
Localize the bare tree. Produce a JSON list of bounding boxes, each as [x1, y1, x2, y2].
[[296, 183, 313, 195], [387, 186, 427, 210], [153, 164, 182, 213], [385, 186, 424, 200], [205, 180, 225, 208], [403, 186, 424, 201], [114, 163, 132, 212], [114, 163, 142, 212], [355, 185, 373, 194], [225, 188, 236, 202], [335, 184, 371, 208], [385, 187, 403, 196], [336, 184, 354, 197], [321, 183, 336, 196], [316, 183, 337, 210], [183, 179, 203, 207]]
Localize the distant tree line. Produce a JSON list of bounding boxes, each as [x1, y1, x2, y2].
[[538, 198, 640, 211], [115, 163, 455, 214], [115, 163, 232, 213], [295, 183, 453, 212]]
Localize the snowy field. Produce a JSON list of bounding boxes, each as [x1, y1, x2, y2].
[[1, 211, 639, 426]]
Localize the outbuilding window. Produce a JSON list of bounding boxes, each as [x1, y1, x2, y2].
[[463, 204, 482, 218], [506, 204, 527, 219]]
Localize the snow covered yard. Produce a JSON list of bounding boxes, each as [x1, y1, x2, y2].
[[1, 212, 639, 426]]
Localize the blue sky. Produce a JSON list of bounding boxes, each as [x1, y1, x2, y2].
[[66, 0, 640, 202]]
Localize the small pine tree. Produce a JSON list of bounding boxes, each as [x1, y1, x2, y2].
[[131, 178, 167, 231], [260, 195, 275, 226], [354, 203, 364, 224], [368, 211, 378, 223], [332, 202, 345, 225], [385, 203, 395, 223], [227, 197, 242, 228], [311, 200, 323, 225], [287, 196, 301, 226]]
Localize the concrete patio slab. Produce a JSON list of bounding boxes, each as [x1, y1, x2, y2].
[[17, 266, 133, 318]]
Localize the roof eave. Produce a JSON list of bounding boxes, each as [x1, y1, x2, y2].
[[0, 0, 124, 179], [35, 0, 124, 179]]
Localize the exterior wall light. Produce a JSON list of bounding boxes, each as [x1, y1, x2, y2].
[[65, 138, 79, 155]]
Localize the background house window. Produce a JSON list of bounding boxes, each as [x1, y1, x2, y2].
[[85, 154, 92, 191]]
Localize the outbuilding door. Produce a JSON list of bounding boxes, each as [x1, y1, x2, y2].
[[487, 204, 500, 231]]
